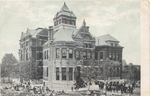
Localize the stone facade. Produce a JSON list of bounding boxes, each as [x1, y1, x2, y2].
[[19, 28, 48, 79], [19, 2, 123, 91], [42, 3, 95, 90]]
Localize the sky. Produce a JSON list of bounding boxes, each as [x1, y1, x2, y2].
[[0, 1, 140, 65]]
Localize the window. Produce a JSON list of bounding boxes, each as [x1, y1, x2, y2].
[[111, 43, 113, 46], [113, 53, 115, 60], [56, 49, 60, 58], [59, 19, 61, 24], [62, 68, 66, 80], [47, 50, 48, 59], [56, 21, 58, 25], [26, 49, 28, 60], [63, 19, 66, 24], [69, 49, 73, 58], [26, 41, 29, 46], [62, 49, 67, 58], [47, 67, 48, 77], [76, 50, 80, 59], [109, 53, 112, 60], [83, 51, 87, 59], [67, 20, 70, 24], [115, 44, 117, 47], [100, 52, 103, 59], [86, 43, 88, 47], [56, 68, 59, 80], [72, 20, 75, 25], [116, 53, 119, 60], [44, 51, 46, 59], [39, 52, 43, 60], [21, 44, 23, 48], [69, 68, 73, 80], [87, 52, 91, 59], [89, 44, 91, 48]]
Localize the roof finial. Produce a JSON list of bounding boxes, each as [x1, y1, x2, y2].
[[83, 19, 86, 26], [64, 2, 66, 5]]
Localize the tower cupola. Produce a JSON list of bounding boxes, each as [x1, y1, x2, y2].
[[53, 2, 77, 29]]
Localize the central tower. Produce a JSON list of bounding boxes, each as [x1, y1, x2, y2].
[[53, 2, 77, 31]]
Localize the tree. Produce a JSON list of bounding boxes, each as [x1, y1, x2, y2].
[[1, 53, 18, 78], [20, 58, 38, 82], [80, 59, 99, 89], [124, 63, 140, 82]]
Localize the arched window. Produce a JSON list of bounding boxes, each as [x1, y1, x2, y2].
[[83, 51, 87, 60], [69, 49, 73, 58], [76, 50, 80, 59], [62, 48, 67, 58]]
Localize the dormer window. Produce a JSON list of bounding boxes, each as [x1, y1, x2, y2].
[[111, 43, 113, 46], [115, 44, 117, 47]]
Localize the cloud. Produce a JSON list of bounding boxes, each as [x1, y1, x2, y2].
[[77, 1, 139, 27]]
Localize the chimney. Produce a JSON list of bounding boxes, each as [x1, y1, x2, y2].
[[48, 26, 53, 42]]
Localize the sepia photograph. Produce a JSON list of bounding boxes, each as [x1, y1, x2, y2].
[[0, 0, 148, 96]]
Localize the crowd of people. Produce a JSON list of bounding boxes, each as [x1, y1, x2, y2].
[[2, 79, 137, 96], [3, 81, 70, 96], [98, 81, 135, 95]]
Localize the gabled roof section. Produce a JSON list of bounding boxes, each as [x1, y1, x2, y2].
[[20, 32, 26, 40], [95, 34, 120, 46], [38, 28, 48, 36], [20, 28, 46, 40], [73, 20, 95, 40], [60, 2, 70, 12]]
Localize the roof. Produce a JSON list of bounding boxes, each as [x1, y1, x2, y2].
[[20, 28, 47, 40], [73, 20, 95, 40], [60, 2, 70, 12], [54, 2, 76, 19], [95, 34, 120, 46], [20, 28, 36, 40], [53, 27, 75, 42]]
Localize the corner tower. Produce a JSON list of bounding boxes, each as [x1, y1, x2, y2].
[[53, 2, 77, 31]]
